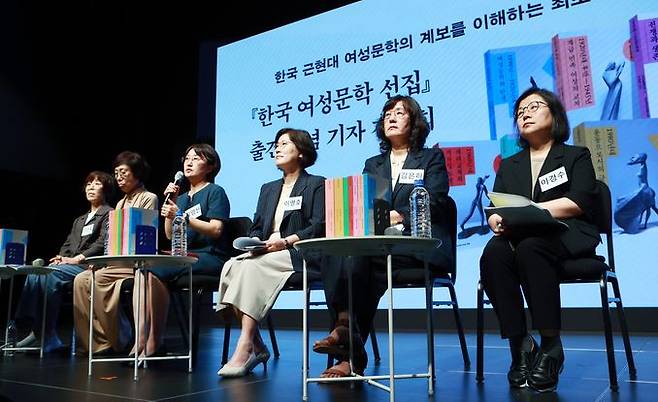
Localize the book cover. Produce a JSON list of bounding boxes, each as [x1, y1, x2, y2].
[[484, 43, 554, 140], [324, 178, 335, 237]]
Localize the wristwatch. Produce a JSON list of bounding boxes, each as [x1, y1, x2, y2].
[[283, 238, 291, 249]]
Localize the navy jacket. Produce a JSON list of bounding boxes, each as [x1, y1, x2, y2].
[[250, 170, 325, 272], [492, 143, 601, 257], [364, 147, 453, 266]]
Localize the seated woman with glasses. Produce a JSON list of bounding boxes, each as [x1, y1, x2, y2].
[[73, 151, 158, 354], [131, 144, 231, 358], [480, 87, 600, 392], [314, 95, 452, 379]]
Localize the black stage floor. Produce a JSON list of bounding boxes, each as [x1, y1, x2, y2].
[[0, 328, 656, 402]]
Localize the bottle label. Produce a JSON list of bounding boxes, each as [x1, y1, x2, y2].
[[185, 204, 203, 219], [399, 169, 424, 184], [283, 196, 303, 211]]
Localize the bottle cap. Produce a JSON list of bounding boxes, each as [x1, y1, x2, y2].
[[413, 179, 424, 187]]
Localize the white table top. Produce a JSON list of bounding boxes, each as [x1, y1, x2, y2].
[[294, 236, 441, 260], [0, 265, 57, 279], [86, 254, 198, 268]]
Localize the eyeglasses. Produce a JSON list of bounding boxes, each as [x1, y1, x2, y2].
[[516, 101, 547, 119], [182, 156, 203, 163], [384, 109, 408, 120], [114, 168, 131, 178]]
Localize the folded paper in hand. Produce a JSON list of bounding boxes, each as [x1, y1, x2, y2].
[[485, 192, 568, 236], [233, 237, 267, 251]]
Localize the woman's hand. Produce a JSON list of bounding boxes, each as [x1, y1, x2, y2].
[[390, 210, 404, 226], [488, 213, 505, 236], [250, 238, 288, 255], [50, 255, 84, 265], [49, 255, 63, 265], [163, 182, 180, 201], [263, 238, 287, 253], [161, 199, 179, 219]]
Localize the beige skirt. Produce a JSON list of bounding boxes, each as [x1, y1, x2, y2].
[[216, 250, 294, 322]]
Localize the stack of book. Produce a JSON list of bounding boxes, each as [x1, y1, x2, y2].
[[0, 228, 28, 265], [324, 174, 390, 238], [106, 208, 159, 255]]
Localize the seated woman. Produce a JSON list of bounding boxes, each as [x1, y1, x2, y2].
[[131, 144, 231, 357], [73, 151, 158, 354], [14, 171, 114, 352], [314, 95, 452, 378], [480, 87, 600, 392], [216, 128, 324, 377]]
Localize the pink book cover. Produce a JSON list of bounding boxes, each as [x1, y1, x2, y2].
[[122, 208, 131, 254], [350, 176, 360, 236], [552, 34, 595, 111], [325, 178, 335, 237], [347, 176, 354, 236], [355, 175, 364, 236]]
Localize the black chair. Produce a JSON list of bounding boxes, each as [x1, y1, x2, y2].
[[475, 180, 637, 391], [168, 216, 279, 366], [369, 196, 471, 373]]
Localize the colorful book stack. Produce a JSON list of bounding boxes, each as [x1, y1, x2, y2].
[[551, 34, 595, 112], [630, 15, 658, 118], [325, 174, 389, 238], [106, 208, 159, 255], [0, 229, 28, 265]]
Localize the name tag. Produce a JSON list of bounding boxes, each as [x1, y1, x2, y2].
[[283, 196, 303, 211], [538, 166, 568, 192], [185, 204, 203, 219], [398, 169, 424, 184], [81, 224, 94, 237]]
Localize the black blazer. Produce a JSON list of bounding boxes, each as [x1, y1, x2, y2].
[[59, 204, 113, 259], [250, 170, 325, 272], [492, 143, 601, 257], [364, 147, 453, 265]]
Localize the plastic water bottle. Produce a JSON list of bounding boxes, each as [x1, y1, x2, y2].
[[172, 210, 188, 256], [409, 179, 432, 238], [5, 320, 17, 355]]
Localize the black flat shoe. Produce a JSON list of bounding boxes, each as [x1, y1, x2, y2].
[[528, 347, 565, 393], [508, 335, 539, 388]]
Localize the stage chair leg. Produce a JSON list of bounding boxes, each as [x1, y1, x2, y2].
[[610, 275, 637, 379], [476, 281, 485, 383], [600, 277, 619, 392], [449, 282, 471, 369], [222, 310, 231, 365]]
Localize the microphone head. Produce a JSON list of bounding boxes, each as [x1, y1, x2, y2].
[[173, 171, 184, 184], [32, 258, 45, 267]]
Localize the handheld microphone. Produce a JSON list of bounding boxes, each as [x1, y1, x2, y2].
[[164, 171, 184, 205]]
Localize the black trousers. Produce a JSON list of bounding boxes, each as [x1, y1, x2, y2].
[[480, 235, 569, 339], [321, 251, 452, 342]]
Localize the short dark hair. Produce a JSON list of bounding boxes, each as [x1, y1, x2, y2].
[[182, 144, 221, 181], [274, 128, 318, 169], [375, 95, 430, 153], [112, 151, 151, 183], [514, 87, 570, 148], [84, 171, 114, 202]]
